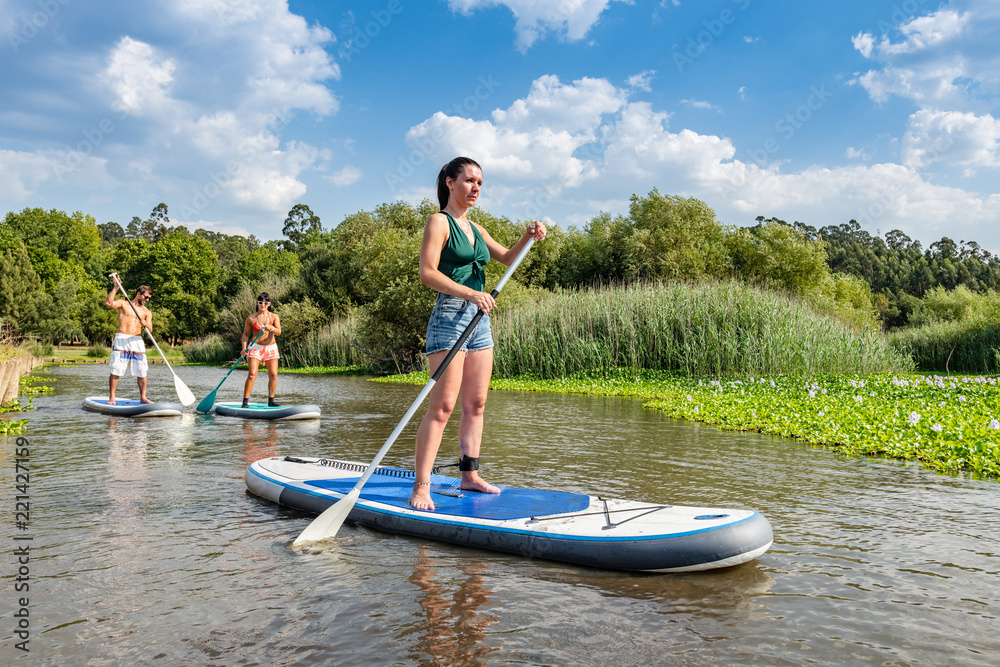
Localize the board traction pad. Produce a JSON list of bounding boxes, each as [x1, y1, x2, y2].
[[304, 467, 590, 520]]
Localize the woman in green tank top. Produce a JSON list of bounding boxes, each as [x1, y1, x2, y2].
[[410, 157, 547, 511]]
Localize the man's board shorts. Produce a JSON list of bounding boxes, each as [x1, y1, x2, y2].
[[109, 334, 148, 377], [425, 292, 493, 355], [247, 343, 280, 361]]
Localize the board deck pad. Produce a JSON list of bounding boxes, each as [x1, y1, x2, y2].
[[220, 403, 288, 411], [305, 467, 590, 520], [92, 399, 150, 407], [83, 396, 183, 416]]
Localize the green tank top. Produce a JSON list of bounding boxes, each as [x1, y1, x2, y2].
[[438, 213, 490, 292]]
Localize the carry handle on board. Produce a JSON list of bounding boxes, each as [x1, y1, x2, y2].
[[109, 273, 196, 407], [293, 235, 536, 546]]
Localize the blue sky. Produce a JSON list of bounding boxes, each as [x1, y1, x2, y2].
[[2, 0, 999, 253]]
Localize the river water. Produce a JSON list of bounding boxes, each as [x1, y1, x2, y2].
[[3, 363, 999, 665]]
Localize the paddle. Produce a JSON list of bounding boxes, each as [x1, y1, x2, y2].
[[109, 273, 196, 407], [195, 328, 264, 413], [293, 236, 536, 546]]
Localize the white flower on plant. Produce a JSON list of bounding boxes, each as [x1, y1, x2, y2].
[[959, 395, 966, 402], [818, 410, 825, 417], [990, 419, 1000, 430], [809, 390, 816, 398], [932, 423, 943, 432], [687, 395, 692, 401], [908, 412, 920, 424]]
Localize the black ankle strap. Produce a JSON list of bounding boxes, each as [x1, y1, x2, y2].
[[458, 456, 479, 471]]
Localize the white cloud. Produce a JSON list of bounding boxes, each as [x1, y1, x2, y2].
[[626, 70, 656, 92], [902, 109, 1000, 170], [873, 9, 969, 56], [680, 99, 722, 113], [850, 4, 996, 108], [0, 149, 115, 201], [328, 165, 363, 187], [402, 73, 1000, 247], [0, 0, 340, 224], [84, 1, 339, 216], [446, 0, 622, 51], [99, 37, 177, 117], [845, 146, 871, 161]]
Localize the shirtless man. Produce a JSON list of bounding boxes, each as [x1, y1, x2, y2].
[[103, 276, 154, 404]]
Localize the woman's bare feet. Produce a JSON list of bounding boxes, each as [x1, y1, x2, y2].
[[460, 471, 500, 494], [409, 482, 435, 511]]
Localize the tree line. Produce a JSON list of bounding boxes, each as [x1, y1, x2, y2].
[[2, 192, 998, 365]]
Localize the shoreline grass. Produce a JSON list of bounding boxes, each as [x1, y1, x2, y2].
[[377, 368, 1000, 479]]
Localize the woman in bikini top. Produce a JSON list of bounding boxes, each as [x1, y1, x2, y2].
[[241, 292, 282, 407]]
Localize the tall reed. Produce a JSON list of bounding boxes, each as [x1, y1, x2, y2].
[[280, 314, 367, 368], [889, 319, 1000, 373], [492, 281, 912, 378], [183, 334, 236, 364]]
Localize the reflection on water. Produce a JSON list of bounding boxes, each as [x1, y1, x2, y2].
[[403, 545, 499, 666], [8, 363, 1000, 666]]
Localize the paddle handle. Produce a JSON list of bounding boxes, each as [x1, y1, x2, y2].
[[353, 236, 535, 490]]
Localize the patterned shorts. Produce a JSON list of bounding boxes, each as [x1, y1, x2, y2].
[[247, 343, 280, 361], [109, 334, 148, 377]]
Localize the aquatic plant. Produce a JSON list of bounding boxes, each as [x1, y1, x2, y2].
[[381, 369, 1000, 478]]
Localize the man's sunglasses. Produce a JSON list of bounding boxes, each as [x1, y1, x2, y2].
[[257, 299, 270, 303]]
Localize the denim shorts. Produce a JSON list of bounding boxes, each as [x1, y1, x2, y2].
[[425, 293, 494, 355]]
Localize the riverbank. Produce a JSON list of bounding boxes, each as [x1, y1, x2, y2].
[[0, 352, 44, 434], [376, 368, 1000, 479]]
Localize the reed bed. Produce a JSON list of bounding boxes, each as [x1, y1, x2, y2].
[[492, 281, 912, 378], [889, 319, 1000, 373], [183, 334, 236, 364], [280, 315, 366, 369]]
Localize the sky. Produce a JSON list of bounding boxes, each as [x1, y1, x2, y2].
[[2, 0, 999, 254]]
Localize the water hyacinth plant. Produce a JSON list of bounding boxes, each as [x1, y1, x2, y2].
[[382, 369, 1000, 478]]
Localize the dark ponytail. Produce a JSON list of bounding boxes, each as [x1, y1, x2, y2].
[[436, 157, 481, 210]]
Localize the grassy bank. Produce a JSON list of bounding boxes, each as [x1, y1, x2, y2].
[[379, 368, 1000, 479]]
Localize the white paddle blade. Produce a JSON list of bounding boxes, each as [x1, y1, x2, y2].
[[175, 377, 196, 407], [293, 488, 361, 546]]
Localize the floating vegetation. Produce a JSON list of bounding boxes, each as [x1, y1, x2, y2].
[[379, 369, 1000, 479]]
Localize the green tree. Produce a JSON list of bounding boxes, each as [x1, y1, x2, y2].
[[117, 230, 219, 340], [282, 203, 323, 252], [623, 190, 730, 281], [222, 242, 301, 297], [726, 219, 829, 294], [0, 244, 44, 331], [30, 276, 83, 343], [98, 222, 126, 246], [2, 208, 102, 273]]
